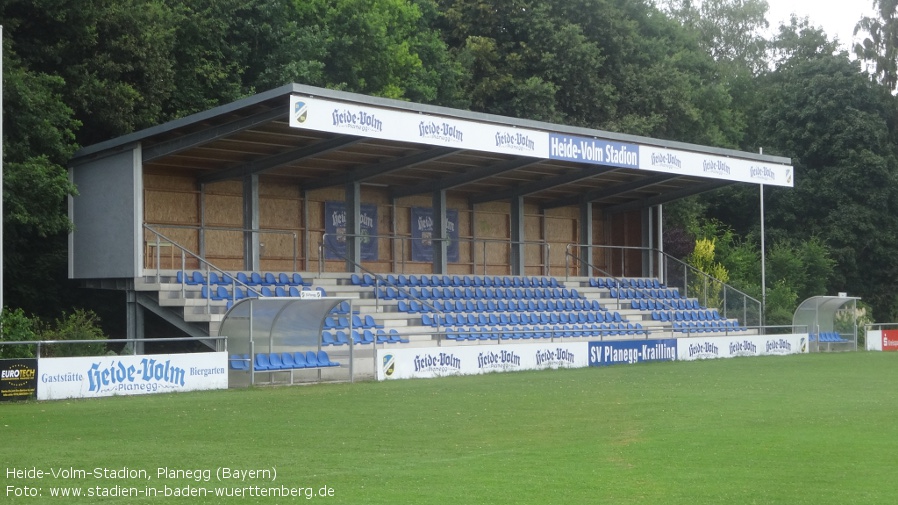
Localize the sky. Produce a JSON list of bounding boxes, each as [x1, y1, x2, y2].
[[765, 0, 878, 51]]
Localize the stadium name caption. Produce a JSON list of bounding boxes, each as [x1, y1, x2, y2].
[[6, 466, 276, 483], [550, 135, 639, 167]]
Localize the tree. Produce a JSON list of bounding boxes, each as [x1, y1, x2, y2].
[[1, 50, 81, 317], [1, 0, 178, 145], [660, 0, 771, 76], [855, 0, 898, 91], [291, 0, 464, 104], [750, 50, 898, 319], [437, 0, 744, 145]]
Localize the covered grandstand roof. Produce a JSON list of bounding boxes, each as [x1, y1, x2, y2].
[[70, 83, 792, 213]]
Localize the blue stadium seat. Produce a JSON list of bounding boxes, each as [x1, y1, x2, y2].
[[317, 350, 340, 367], [254, 353, 273, 371], [281, 352, 298, 368], [268, 353, 287, 369], [229, 354, 249, 371], [292, 352, 309, 368], [185, 271, 205, 285], [304, 351, 321, 367]]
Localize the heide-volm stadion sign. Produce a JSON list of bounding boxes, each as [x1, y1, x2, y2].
[[289, 95, 793, 188]]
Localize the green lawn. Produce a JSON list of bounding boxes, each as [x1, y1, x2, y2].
[[3, 352, 898, 504]]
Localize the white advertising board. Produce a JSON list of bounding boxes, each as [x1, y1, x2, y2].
[[38, 352, 228, 400], [377, 342, 589, 380], [638, 145, 793, 188], [289, 95, 793, 187], [677, 334, 808, 361], [868, 330, 883, 351], [289, 95, 550, 158]]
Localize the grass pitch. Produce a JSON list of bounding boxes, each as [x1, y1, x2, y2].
[[3, 352, 898, 504]]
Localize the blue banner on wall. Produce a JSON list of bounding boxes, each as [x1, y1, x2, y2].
[[588, 339, 677, 366], [324, 201, 378, 260], [410, 207, 458, 262], [548, 134, 639, 169]]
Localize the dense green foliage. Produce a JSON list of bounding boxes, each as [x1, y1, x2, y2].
[[3, 0, 898, 327], [0, 308, 108, 358], [4, 354, 898, 504]]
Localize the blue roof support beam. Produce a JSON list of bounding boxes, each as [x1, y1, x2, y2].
[[390, 157, 540, 199], [604, 179, 734, 215], [198, 135, 365, 184], [304, 146, 458, 190], [143, 107, 287, 162], [469, 165, 617, 205]]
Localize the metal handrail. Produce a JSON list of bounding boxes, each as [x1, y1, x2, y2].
[[0, 336, 229, 357], [564, 243, 762, 327], [144, 222, 299, 272], [144, 224, 270, 311], [316, 232, 552, 277], [317, 237, 450, 347]]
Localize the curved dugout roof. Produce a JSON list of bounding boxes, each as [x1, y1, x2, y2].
[[70, 83, 792, 213], [220, 297, 344, 352], [792, 296, 860, 333]]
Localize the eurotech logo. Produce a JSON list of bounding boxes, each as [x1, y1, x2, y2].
[[1, 363, 36, 387], [294, 101, 309, 124]]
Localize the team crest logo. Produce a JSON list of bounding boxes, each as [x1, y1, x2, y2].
[[294, 101, 308, 124], [800, 337, 807, 353], [786, 169, 793, 184], [383, 354, 395, 377]]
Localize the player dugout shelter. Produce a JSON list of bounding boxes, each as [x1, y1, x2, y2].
[[67, 83, 793, 340]]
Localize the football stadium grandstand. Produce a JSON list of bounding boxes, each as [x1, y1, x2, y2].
[[67, 83, 797, 382]]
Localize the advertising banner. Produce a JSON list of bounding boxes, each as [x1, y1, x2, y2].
[[323, 201, 378, 260], [37, 352, 228, 400], [867, 330, 883, 351], [882, 330, 898, 352], [677, 334, 808, 361], [0, 359, 38, 402], [289, 95, 793, 188], [289, 95, 549, 158], [588, 339, 677, 366], [377, 342, 589, 380], [638, 145, 793, 188], [410, 207, 458, 262]]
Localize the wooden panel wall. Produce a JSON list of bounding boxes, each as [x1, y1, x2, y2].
[[143, 169, 641, 276]]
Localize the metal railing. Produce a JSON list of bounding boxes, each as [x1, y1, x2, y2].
[[143, 223, 299, 272], [144, 224, 268, 311], [565, 244, 762, 328], [0, 336, 229, 357], [317, 232, 552, 277]]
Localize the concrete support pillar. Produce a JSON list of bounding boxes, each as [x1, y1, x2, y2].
[[125, 289, 145, 355], [579, 202, 593, 277], [510, 197, 525, 275], [432, 189, 448, 275], [243, 174, 259, 271], [345, 182, 361, 271]]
